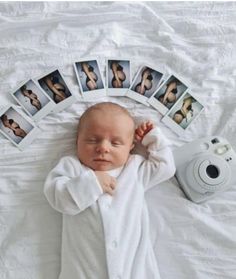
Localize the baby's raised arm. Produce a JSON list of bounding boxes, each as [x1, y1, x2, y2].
[[135, 121, 154, 142], [136, 122, 176, 191]]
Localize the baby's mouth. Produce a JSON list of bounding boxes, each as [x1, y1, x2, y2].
[[93, 158, 110, 162]]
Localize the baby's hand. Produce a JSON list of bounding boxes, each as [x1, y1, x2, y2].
[[95, 171, 117, 196], [135, 121, 154, 142]]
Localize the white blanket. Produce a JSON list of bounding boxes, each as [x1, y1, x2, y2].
[[0, 2, 236, 279]]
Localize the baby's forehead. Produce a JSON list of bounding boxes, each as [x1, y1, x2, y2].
[[79, 104, 135, 133], [89, 106, 127, 117], [87, 109, 134, 127], [83, 104, 133, 121]]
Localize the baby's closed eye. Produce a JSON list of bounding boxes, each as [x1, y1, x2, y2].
[[86, 138, 98, 144], [111, 141, 123, 146]]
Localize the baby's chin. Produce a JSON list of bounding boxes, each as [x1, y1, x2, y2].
[[85, 162, 122, 172], [91, 164, 121, 172], [78, 156, 127, 171]]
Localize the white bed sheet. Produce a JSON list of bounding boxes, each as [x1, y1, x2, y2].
[[0, 2, 236, 279]]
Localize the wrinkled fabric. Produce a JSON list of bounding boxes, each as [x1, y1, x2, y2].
[[0, 2, 236, 279]]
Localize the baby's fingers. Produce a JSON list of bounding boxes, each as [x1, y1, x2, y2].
[[141, 122, 147, 131], [135, 128, 144, 142], [104, 177, 117, 196], [135, 134, 142, 141], [105, 187, 115, 196], [110, 177, 117, 189], [135, 126, 144, 135], [145, 121, 154, 132], [139, 121, 153, 135]]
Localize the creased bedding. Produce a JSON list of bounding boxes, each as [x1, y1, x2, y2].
[[0, 2, 236, 279]]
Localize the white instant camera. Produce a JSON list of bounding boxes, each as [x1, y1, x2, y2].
[[173, 136, 236, 203]]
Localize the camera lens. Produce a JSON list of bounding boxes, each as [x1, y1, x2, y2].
[[206, 165, 219, 179]]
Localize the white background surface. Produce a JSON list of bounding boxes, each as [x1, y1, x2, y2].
[[0, 2, 236, 279]]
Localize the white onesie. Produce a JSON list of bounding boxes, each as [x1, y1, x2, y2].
[[44, 127, 176, 279]]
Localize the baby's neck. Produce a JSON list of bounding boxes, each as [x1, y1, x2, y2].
[[106, 166, 124, 178]]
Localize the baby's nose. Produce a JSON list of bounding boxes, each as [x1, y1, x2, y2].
[[96, 140, 110, 153]]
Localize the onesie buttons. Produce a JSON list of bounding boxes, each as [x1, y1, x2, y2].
[[100, 195, 112, 209]]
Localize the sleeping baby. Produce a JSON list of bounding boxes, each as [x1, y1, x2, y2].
[[44, 102, 176, 279]]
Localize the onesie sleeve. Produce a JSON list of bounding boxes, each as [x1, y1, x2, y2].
[[138, 127, 176, 191], [44, 156, 103, 215]]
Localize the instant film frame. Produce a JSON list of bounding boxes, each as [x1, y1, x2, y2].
[[162, 91, 204, 136], [0, 105, 39, 150], [11, 79, 55, 122], [126, 64, 164, 106], [74, 58, 106, 99], [106, 58, 131, 96], [148, 74, 188, 115], [37, 68, 77, 113]]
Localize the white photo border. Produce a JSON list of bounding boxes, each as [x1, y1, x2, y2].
[[10, 79, 55, 122], [74, 58, 106, 100], [0, 105, 40, 150], [106, 58, 131, 96], [161, 91, 205, 136], [148, 73, 189, 115], [36, 68, 77, 113], [126, 64, 164, 106]]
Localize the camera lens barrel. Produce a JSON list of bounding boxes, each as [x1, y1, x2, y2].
[[206, 165, 219, 179]]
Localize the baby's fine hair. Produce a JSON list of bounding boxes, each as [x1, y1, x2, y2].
[[78, 102, 134, 131]]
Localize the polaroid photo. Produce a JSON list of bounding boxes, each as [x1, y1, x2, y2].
[[126, 65, 164, 106], [106, 59, 131, 96], [37, 69, 77, 113], [162, 91, 204, 136], [74, 59, 106, 100], [148, 74, 188, 115], [0, 105, 39, 150], [10, 79, 55, 122]]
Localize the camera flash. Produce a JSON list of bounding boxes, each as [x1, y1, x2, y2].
[[215, 145, 228, 155]]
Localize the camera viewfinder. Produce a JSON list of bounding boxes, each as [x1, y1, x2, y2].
[[211, 138, 219, 144]]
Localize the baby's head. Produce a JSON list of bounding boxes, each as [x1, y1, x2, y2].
[[77, 102, 135, 171]]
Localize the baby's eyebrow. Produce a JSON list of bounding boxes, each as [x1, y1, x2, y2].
[[86, 135, 100, 139]]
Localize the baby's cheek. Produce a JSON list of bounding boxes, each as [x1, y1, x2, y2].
[[85, 145, 95, 153]]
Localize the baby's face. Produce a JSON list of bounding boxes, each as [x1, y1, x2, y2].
[[77, 110, 134, 171]]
